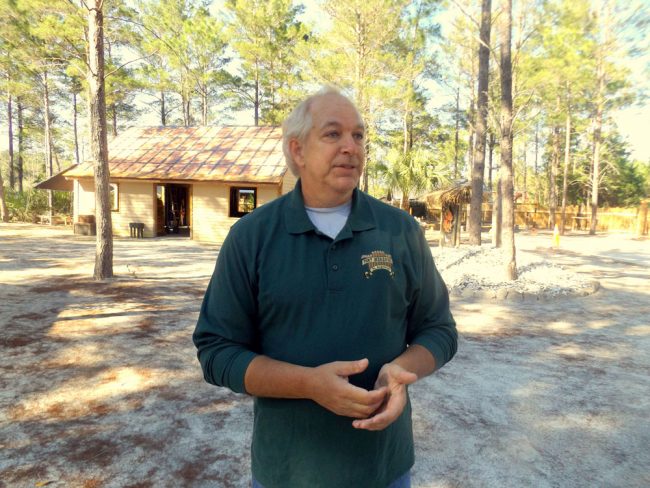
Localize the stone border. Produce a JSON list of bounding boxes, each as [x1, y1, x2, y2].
[[450, 279, 600, 301]]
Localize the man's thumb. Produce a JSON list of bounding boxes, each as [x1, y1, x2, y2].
[[397, 370, 418, 385], [336, 358, 369, 377]]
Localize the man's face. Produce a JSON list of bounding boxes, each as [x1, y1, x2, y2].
[[290, 93, 365, 206]]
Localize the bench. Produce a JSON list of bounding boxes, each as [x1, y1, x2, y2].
[[129, 222, 145, 238]]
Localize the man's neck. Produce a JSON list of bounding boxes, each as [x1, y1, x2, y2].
[[301, 187, 354, 208]]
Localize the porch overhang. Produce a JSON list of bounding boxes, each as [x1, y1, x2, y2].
[[34, 168, 76, 191]]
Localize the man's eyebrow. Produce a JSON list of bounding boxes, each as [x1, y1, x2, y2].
[[319, 120, 365, 130]]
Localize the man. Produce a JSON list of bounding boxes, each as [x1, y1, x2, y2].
[[193, 87, 457, 488]]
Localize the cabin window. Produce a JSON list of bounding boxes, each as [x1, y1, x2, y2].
[[109, 183, 119, 212], [229, 187, 257, 217]]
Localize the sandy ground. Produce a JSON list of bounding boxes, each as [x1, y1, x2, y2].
[[0, 223, 649, 488]]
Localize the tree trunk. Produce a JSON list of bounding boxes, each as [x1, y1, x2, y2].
[[560, 98, 571, 235], [202, 89, 208, 126], [403, 111, 409, 155], [548, 125, 559, 229], [548, 94, 560, 229], [467, 96, 475, 178], [17, 99, 24, 193], [454, 83, 460, 179], [468, 0, 491, 245], [43, 70, 54, 225], [73, 91, 81, 165], [88, 0, 113, 280], [181, 73, 191, 126], [0, 94, 8, 219], [522, 139, 527, 201], [52, 140, 61, 173], [111, 103, 118, 137], [499, 0, 516, 280], [590, 53, 605, 235], [254, 68, 260, 127], [534, 121, 539, 205], [492, 172, 501, 247], [488, 132, 495, 190], [637, 201, 648, 237], [534, 122, 539, 175], [466, 48, 477, 179], [183, 96, 190, 127], [0, 169, 7, 221], [160, 90, 166, 126]]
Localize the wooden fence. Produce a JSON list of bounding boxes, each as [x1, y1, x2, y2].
[[422, 201, 649, 235]]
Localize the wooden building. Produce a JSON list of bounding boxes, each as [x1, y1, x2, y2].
[[37, 126, 296, 243]]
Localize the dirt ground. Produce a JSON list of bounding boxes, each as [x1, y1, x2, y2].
[[1, 223, 649, 488]]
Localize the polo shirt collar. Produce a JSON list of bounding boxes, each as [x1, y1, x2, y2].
[[285, 180, 315, 234], [284, 179, 376, 235]]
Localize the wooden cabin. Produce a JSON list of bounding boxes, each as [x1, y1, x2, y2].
[[37, 126, 297, 243]]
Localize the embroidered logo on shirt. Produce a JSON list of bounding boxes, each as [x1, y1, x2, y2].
[[361, 250, 395, 278]]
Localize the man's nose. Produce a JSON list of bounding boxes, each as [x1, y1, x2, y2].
[[340, 133, 359, 154]]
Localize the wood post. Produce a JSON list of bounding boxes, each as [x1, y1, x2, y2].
[[637, 201, 648, 237]]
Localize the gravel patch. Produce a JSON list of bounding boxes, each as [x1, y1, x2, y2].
[[432, 245, 600, 300]]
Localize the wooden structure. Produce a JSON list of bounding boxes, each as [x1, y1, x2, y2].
[[425, 184, 472, 247], [35, 126, 296, 243]]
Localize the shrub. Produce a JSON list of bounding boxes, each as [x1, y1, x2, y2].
[[4, 188, 71, 222]]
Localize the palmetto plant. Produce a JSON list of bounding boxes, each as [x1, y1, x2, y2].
[[378, 147, 451, 210]]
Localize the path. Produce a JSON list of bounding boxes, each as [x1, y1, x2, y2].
[[0, 224, 648, 487]]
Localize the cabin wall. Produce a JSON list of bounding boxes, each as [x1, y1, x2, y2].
[[112, 181, 156, 237], [191, 182, 280, 243], [281, 168, 298, 195], [72, 176, 293, 243], [75, 179, 96, 221]]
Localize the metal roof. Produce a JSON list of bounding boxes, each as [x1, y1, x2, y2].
[[63, 126, 287, 184]]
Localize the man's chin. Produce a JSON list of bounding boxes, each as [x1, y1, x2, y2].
[[331, 175, 361, 192]]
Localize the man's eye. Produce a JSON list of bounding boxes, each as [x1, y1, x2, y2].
[[325, 131, 340, 138], [353, 133, 364, 141]]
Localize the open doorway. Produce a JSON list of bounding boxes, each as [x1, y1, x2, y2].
[[156, 184, 190, 237]]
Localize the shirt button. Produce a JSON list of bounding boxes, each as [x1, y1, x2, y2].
[[332, 264, 339, 271], [331, 244, 337, 250]]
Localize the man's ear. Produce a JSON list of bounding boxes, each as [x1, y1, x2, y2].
[[289, 138, 305, 168]]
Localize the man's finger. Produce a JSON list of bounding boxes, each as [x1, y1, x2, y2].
[[333, 358, 369, 377], [343, 384, 387, 409], [351, 410, 391, 430]]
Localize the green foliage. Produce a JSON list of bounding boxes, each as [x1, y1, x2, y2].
[[636, 161, 650, 198], [0, 0, 646, 213], [3, 187, 70, 222], [136, 0, 230, 125], [598, 133, 648, 206], [377, 147, 451, 205], [225, 0, 309, 125]]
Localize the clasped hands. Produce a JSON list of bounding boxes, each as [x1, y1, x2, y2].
[[308, 358, 418, 431]]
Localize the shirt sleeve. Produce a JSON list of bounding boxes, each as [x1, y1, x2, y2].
[[405, 222, 458, 369], [192, 227, 259, 394]]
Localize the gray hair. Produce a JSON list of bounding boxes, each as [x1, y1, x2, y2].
[[282, 86, 356, 176]]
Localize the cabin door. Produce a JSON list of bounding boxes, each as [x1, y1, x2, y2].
[[156, 184, 190, 236]]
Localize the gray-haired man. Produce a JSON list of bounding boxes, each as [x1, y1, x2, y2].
[[194, 88, 457, 488]]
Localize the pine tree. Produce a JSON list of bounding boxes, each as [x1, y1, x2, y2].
[[499, 0, 517, 280], [226, 0, 307, 126], [468, 0, 491, 245]]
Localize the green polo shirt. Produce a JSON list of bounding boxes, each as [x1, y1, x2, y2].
[[194, 181, 457, 488]]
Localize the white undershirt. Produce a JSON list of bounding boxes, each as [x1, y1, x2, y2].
[[305, 201, 352, 239]]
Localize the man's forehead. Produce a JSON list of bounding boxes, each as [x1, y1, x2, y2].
[[310, 95, 364, 129]]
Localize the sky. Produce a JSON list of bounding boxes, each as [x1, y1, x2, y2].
[[1, 0, 648, 163]]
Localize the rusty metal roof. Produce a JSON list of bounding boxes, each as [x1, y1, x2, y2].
[[63, 126, 287, 184]]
